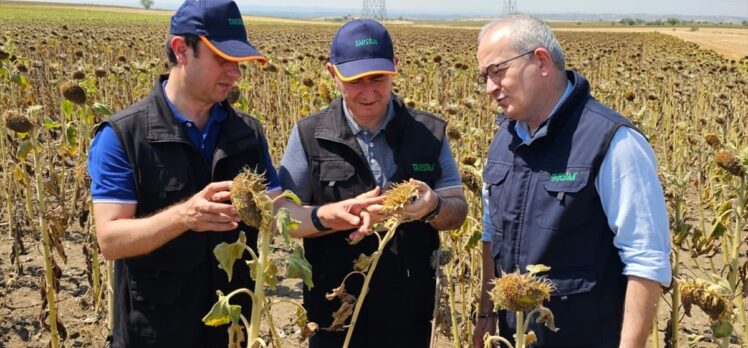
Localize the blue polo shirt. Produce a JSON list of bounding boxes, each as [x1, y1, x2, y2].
[[89, 81, 280, 204]]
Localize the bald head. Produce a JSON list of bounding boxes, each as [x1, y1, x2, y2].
[[478, 15, 566, 72]]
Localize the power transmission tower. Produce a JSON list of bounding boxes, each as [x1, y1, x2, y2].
[[361, 0, 387, 22], [502, 0, 517, 15]]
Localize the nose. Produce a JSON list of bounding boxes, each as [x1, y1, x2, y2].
[[485, 76, 500, 96], [226, 61, 241, 79]]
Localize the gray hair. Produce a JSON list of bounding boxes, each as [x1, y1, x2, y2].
[[478, 14, 565, 71]]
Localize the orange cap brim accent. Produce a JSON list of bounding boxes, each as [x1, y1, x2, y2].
[[332, 64, 397, 82], [199, 36, 267, 64]]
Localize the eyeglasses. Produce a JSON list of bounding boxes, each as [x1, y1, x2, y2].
[[476, 50, 535, 85]]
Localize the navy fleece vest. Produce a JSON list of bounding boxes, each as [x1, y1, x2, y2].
[[483, 71, 635, 347]]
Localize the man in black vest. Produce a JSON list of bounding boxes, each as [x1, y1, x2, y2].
[[88, 1, 283, 347], [472, 15, 671, 347], [278, 19, 468, 347]]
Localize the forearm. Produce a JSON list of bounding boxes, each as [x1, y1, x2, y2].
[[429, 189, 468, 230], [278, 202, 330, 238], [96, 204, 187, 260], [479, 241, 496, 312], [619, 276, 661, 348]]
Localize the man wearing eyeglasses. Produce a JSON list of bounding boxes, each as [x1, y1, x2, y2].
[[278, 19, 467, 347], [472, 14, 670, 347]]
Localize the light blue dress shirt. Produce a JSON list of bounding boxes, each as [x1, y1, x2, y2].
[[481, 82, 672, 287]]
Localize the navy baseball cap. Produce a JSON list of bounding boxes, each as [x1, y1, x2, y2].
[[330, 19, 397, 81], [170, 0, 266, 63]]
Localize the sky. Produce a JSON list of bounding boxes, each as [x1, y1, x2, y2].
[[18, 0, 748, 18]]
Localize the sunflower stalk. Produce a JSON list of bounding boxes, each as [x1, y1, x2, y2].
[[204, 169, 313, 347], [342, 181, 420, 348], [31, 130, 61, 348]]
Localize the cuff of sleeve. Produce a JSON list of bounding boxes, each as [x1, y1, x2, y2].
[[620, 250, 672, 287]]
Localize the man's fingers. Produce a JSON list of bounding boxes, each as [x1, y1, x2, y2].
[[357, 210, 371, 235], [211, 191, 232, 202], [349, 196, 385, 210], [357, 186, 381, 198], [202, 181, 233, 196], [201, 201, 238, 215], [198, 221, 239, 232]]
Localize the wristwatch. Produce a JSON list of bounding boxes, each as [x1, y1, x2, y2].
[[420, 194, 442, 223]]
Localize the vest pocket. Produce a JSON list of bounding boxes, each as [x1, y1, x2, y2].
[[537, 270, 602, 344], [483, 162, 510, 258], [312, 158, 356, 202], [140, 165, 188, 200], [535, 168, 594, 230], [127, 267, 185, 341]]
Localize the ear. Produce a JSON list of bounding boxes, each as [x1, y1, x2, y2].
[[393, 57, 400, 68], [170, 36, 188, 65], [325, 62, 337, 79], [534, 48, 554, 77]]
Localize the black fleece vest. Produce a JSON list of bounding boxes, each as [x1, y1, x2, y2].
[[296, 95, 445, 346], [103, 76, 266, 348]]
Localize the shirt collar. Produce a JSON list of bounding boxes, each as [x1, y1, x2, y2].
[[515, 80, 574, 143], [161, 80, 226, 128], [342, 97, 395, 136]]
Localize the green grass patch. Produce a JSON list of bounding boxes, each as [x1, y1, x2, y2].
[[0, 3, 169, 24]]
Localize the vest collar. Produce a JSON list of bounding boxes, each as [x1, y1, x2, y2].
[[314, 94, 411, 159], [145, 74, 251, 145], [497, 70, 591, 147], [145, 74, 187, 143]]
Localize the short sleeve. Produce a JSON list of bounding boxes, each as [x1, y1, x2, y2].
[[88, 125, 137, 204], [278, 124, 313, 203], [433, 137, 463, 191]]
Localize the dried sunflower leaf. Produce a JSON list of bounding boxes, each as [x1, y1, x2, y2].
[[275, 207, 299, 246], [526, 264, 551, 276], [228, 323, 245, 348], [213, 232, 247, 282], [286, 244, 314, 289], [281, 190, 302, 206], [203, 290, 242, 327], [327, 300, 354, 331], [353, 254, 371, 272]]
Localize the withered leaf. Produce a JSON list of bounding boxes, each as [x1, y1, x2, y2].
[[286, 244, 314, 289], [213, 232, 248, 282], [202, 290, 242, 327]]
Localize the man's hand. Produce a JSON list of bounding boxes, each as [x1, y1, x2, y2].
[[472, 316, 497, 348], [398, 179, 439, 221], [176, 181, 242, 232], [317, 187, 384, 235]]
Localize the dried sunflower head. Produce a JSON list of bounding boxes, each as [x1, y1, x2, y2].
[[715, 149, 745, 177], [381, 181, 419, 215], [61, 81, 86, 105], [230, 169, 271, 229], [704, 133, 720, 148], [226, 86, 240, 104], [490, 270, 554, 312], [5, 112, 34, 133], [681, 279, 730, 321]]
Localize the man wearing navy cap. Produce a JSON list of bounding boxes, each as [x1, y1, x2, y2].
[[88, 0, 277, 346], [279, 19, 468, 347]]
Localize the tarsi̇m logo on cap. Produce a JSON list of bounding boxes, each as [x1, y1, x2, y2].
[[355, 37, 378, 47], [227, 18, 243, 26]]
